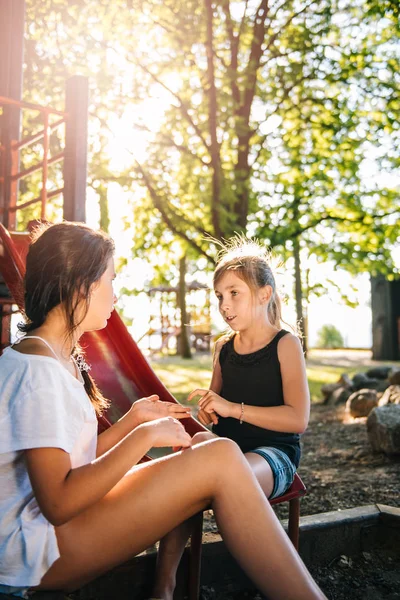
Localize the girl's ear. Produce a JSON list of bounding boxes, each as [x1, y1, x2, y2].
[[259, 284, 273, 304]]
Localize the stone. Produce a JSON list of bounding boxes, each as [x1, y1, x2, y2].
[[352, 372, 369, 388], [367, 405, 400, 455], [366, 366, 393, 380], [321, 383, 342, 402], [352, 376, 388, 393], [346, 389, 379, 418], [378, 385, 400, 406], [327, 386, 352, 406], [338, 373, 352, 388], [389, 370, 400, 386]]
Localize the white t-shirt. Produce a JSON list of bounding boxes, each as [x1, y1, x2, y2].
[[0, 347, 98, 587]]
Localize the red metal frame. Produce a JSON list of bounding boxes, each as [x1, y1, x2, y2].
[[0, 96, 68, 229]]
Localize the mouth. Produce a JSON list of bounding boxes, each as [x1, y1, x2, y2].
[[225, 315, 236, 323]]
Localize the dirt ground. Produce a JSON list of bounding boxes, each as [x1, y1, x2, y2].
[[276, 403, 400, 520], [201, 401, 400, 600]]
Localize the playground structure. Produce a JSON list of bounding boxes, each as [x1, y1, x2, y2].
[[0, 0, 89, 349], [145, 282, 211, 354], [0, 78, 89, 347]]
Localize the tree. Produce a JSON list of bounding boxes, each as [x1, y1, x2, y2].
[[316, 325, 344, 348], [20, 0, 400, 333]]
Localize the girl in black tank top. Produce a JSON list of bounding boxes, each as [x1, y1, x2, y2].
[[152, 239, 313, 600], [213, 329, 301, 466], [190, 240, 310, 491]]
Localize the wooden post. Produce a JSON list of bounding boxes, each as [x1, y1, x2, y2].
[[371, 276, 400, 360], [293, 237, 307, 356], [63, 75, 89, 222], [179, 255, 192, 359], [0, 0, 25, 228]]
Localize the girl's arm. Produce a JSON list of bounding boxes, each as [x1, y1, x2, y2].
[[25, 417, 191, 527], [96, 408, 141, 456], [197, 334, 310, 434], [196, 337, 226, 426], [209, 337, 225, 394]]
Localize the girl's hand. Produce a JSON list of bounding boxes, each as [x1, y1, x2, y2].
[[197, 407, 219, 426], [140, 417, 192, 448], [188, 389, 234, 419], [131, 395, 191, 425]]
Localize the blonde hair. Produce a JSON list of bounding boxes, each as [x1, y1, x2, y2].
[[213, 236, 298, 335]]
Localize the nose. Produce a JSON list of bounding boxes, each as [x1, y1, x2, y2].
[[220, 298, 230, 313], [113, 293, 118, 305]]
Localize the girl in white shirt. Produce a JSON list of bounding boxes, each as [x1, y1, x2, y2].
[[0, 221, 326, 600]]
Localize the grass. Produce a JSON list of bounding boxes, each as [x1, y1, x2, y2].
[[151, 354, 213, 403], [150, 349, 390, 404]]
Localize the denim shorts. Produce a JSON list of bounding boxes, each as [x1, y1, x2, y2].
[[249, 446, 296, 500]]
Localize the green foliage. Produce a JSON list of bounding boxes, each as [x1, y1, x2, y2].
[[316, 325, 344, 349], [21, 0, 400, 301]]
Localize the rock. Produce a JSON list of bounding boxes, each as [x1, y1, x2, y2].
[[389, 369, 400, 386], [325, 386, 351, 406], [321, 383, 342, 402], [326, 386, 352, 406], [367, 405, 400, 455], [366, 366, 393, 380], [378, 385, 400, 406], [364, 379, 389, 392], [352, 372, 369, 388], [352, 376, 389, 393], [338, 373, 352, 388], [346, 389, 379, 418]]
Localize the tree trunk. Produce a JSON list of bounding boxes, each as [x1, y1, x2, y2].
[[98, 184, 110, 232], [178, 255, 192, 359], [234, 131, 251, 230], [204, 0, 222, 239], [293, 237, 308, 356]]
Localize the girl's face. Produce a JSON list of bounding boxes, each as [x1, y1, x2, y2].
[[214, 271, 269, 331], [81, 256, 117, 332]]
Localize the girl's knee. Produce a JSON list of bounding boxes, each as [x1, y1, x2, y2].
[[192, 431, 215, 445], [203, 436, 243, 463]]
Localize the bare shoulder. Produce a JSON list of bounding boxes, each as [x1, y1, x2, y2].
[[12, 338, 54, 358], [277, 332, 304, 359]]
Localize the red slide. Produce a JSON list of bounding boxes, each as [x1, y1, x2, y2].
[[0, 223, 205, 438]]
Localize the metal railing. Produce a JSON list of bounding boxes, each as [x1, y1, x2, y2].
[[0, 96, 68, 229]]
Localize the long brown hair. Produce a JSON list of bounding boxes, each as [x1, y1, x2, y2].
[[18, 221, 115, 415]]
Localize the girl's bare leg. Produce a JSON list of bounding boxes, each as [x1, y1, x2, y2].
[[153, 437, 275, 599], [151, 432, 215, 600], [245, 451, 275, 497], [36, 438, 326, 600], [151, 515, 197, 600]]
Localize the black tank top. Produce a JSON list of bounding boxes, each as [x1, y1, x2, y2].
[[213, 330, 301, 467]]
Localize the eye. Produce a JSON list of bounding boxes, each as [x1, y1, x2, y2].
[[231, 290, 238, 296]]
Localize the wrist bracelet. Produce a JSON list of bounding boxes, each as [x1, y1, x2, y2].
[[239, 402, 244, 424]]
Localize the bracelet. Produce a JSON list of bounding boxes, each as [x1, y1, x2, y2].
[[239, 402, 244, 425]]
